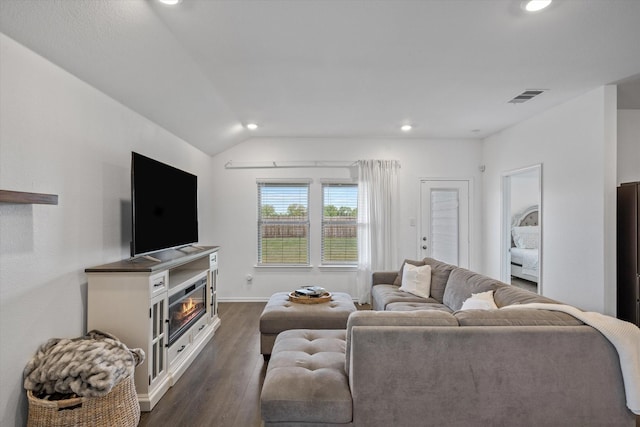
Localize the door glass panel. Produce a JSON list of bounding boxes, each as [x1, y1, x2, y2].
[[153, 304, 158, 338], [152, 342, 158, 378], [430, 189, 459, 265]]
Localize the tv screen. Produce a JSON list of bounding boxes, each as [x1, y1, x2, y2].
[[131, 152, 198, 256]]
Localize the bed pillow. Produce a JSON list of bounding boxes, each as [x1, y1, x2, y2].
[[460, 290, 498, 311], [512, 226, 539, 249], [399, 264, 432, 299]]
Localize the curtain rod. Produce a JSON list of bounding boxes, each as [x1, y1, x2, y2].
[[224, 160, 358, 169]]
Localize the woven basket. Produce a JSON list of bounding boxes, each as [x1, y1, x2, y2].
[[288, 291, 332, 304], [26, 375, 140, 427]]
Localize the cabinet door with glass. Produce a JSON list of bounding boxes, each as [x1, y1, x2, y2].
[[209, 251, 218, 318], [149, 292, 168, 389]]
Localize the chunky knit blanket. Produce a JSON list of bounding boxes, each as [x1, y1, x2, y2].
[[24, 330, 145, 398]]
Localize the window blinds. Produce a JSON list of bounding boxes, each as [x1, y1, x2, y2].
[[257, 182, 310, 265], [322, 183, 358, 264]]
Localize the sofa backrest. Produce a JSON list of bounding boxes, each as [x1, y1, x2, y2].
[[493, 284, 558, 307], [344, 310, 458, 375], [390, 258, 455, 303], [442, 267, 507, 311], [421, 257, 456, 303], [348, 325, 635, 426]]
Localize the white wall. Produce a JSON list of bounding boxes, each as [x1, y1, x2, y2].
[[0, 35, 214, 426], [482, 86, 618, 314], [617, 109, 640, 184], [210, 137, 483, 301]]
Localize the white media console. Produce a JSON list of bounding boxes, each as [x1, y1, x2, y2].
[[86, 246, 220, 411]]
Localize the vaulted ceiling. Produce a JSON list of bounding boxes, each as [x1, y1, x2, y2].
[[1, 0, 639, 155]]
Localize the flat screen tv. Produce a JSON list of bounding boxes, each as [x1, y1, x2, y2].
[[131, 152, 198, 256]]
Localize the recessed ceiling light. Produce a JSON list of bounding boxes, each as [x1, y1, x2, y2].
[[158, 0, 182, 5], [523, 0, 552, 12], [401, 124, 412, 132], [246, 123, 258, 130]]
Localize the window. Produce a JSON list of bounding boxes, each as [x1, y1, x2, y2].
[[322, 183, 358, 264], [257, 182, 310, 265]]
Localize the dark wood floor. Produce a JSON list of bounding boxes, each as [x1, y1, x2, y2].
[[139, 302, 267, 427]]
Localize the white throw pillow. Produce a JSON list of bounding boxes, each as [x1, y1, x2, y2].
[[460, 290, 498, 310], [512, 226, 539, 249], [399, 263, 432, 299]]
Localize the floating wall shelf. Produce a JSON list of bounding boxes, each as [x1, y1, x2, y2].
[[0, 190, 58, 205]]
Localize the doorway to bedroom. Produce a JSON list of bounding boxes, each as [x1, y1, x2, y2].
[[501, 165, 542, 294]]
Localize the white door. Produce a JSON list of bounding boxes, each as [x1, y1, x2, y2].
[[420, 180, 470, 268]]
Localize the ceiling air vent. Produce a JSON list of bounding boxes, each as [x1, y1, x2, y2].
[[508, 89, 546, 104]]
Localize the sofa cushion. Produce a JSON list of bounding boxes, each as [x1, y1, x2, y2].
[[421, 257, 456, 303], [261, 330, 352, 424], [443, 268, 507, 311], [345, 310, 458, 374], [385, 302, 453, 312], [455, 308, 584, 326], [371, 284, 435, 311], [399, 263, 432, 298], [493, 285, 560, 307]]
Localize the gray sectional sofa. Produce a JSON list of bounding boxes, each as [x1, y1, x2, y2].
[[260, 257, 636, 426]]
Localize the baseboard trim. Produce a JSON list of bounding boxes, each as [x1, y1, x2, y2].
[[218, 297, 270, 302]]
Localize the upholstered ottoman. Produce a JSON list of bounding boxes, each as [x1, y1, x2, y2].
[[260, 329, 353, 426], [259, 291, 357, 357]]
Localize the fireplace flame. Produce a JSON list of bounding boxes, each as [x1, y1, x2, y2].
[[182, 298, 195, 314], [172, 296, 203, 326]]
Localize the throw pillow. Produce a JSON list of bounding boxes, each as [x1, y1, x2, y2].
[[399, 263, 432, 299], [460, 290, 498, 311], [393, 259, 426, 286]]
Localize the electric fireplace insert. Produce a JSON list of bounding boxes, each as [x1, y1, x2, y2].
[[168, 276, 207, 345]]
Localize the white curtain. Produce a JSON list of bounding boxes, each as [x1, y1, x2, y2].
[[356, 160, 400, 303]]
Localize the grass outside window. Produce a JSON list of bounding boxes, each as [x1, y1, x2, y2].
[[260, 237, 309, 264], [323, 237, 357, 263]]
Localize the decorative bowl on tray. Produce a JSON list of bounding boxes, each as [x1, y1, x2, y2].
[[288, 286, 331, 304]]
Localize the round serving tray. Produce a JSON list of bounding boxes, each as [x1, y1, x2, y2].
[[288, 292, 332, 304]]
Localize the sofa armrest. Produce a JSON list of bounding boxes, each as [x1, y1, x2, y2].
[[372, 271, 398, 286]]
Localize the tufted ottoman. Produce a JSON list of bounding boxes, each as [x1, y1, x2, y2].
[[260, 329, 353, 426], [259, 291, 357, 357]]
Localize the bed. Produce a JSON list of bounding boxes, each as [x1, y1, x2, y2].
[[510, 206, 539, 283]]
